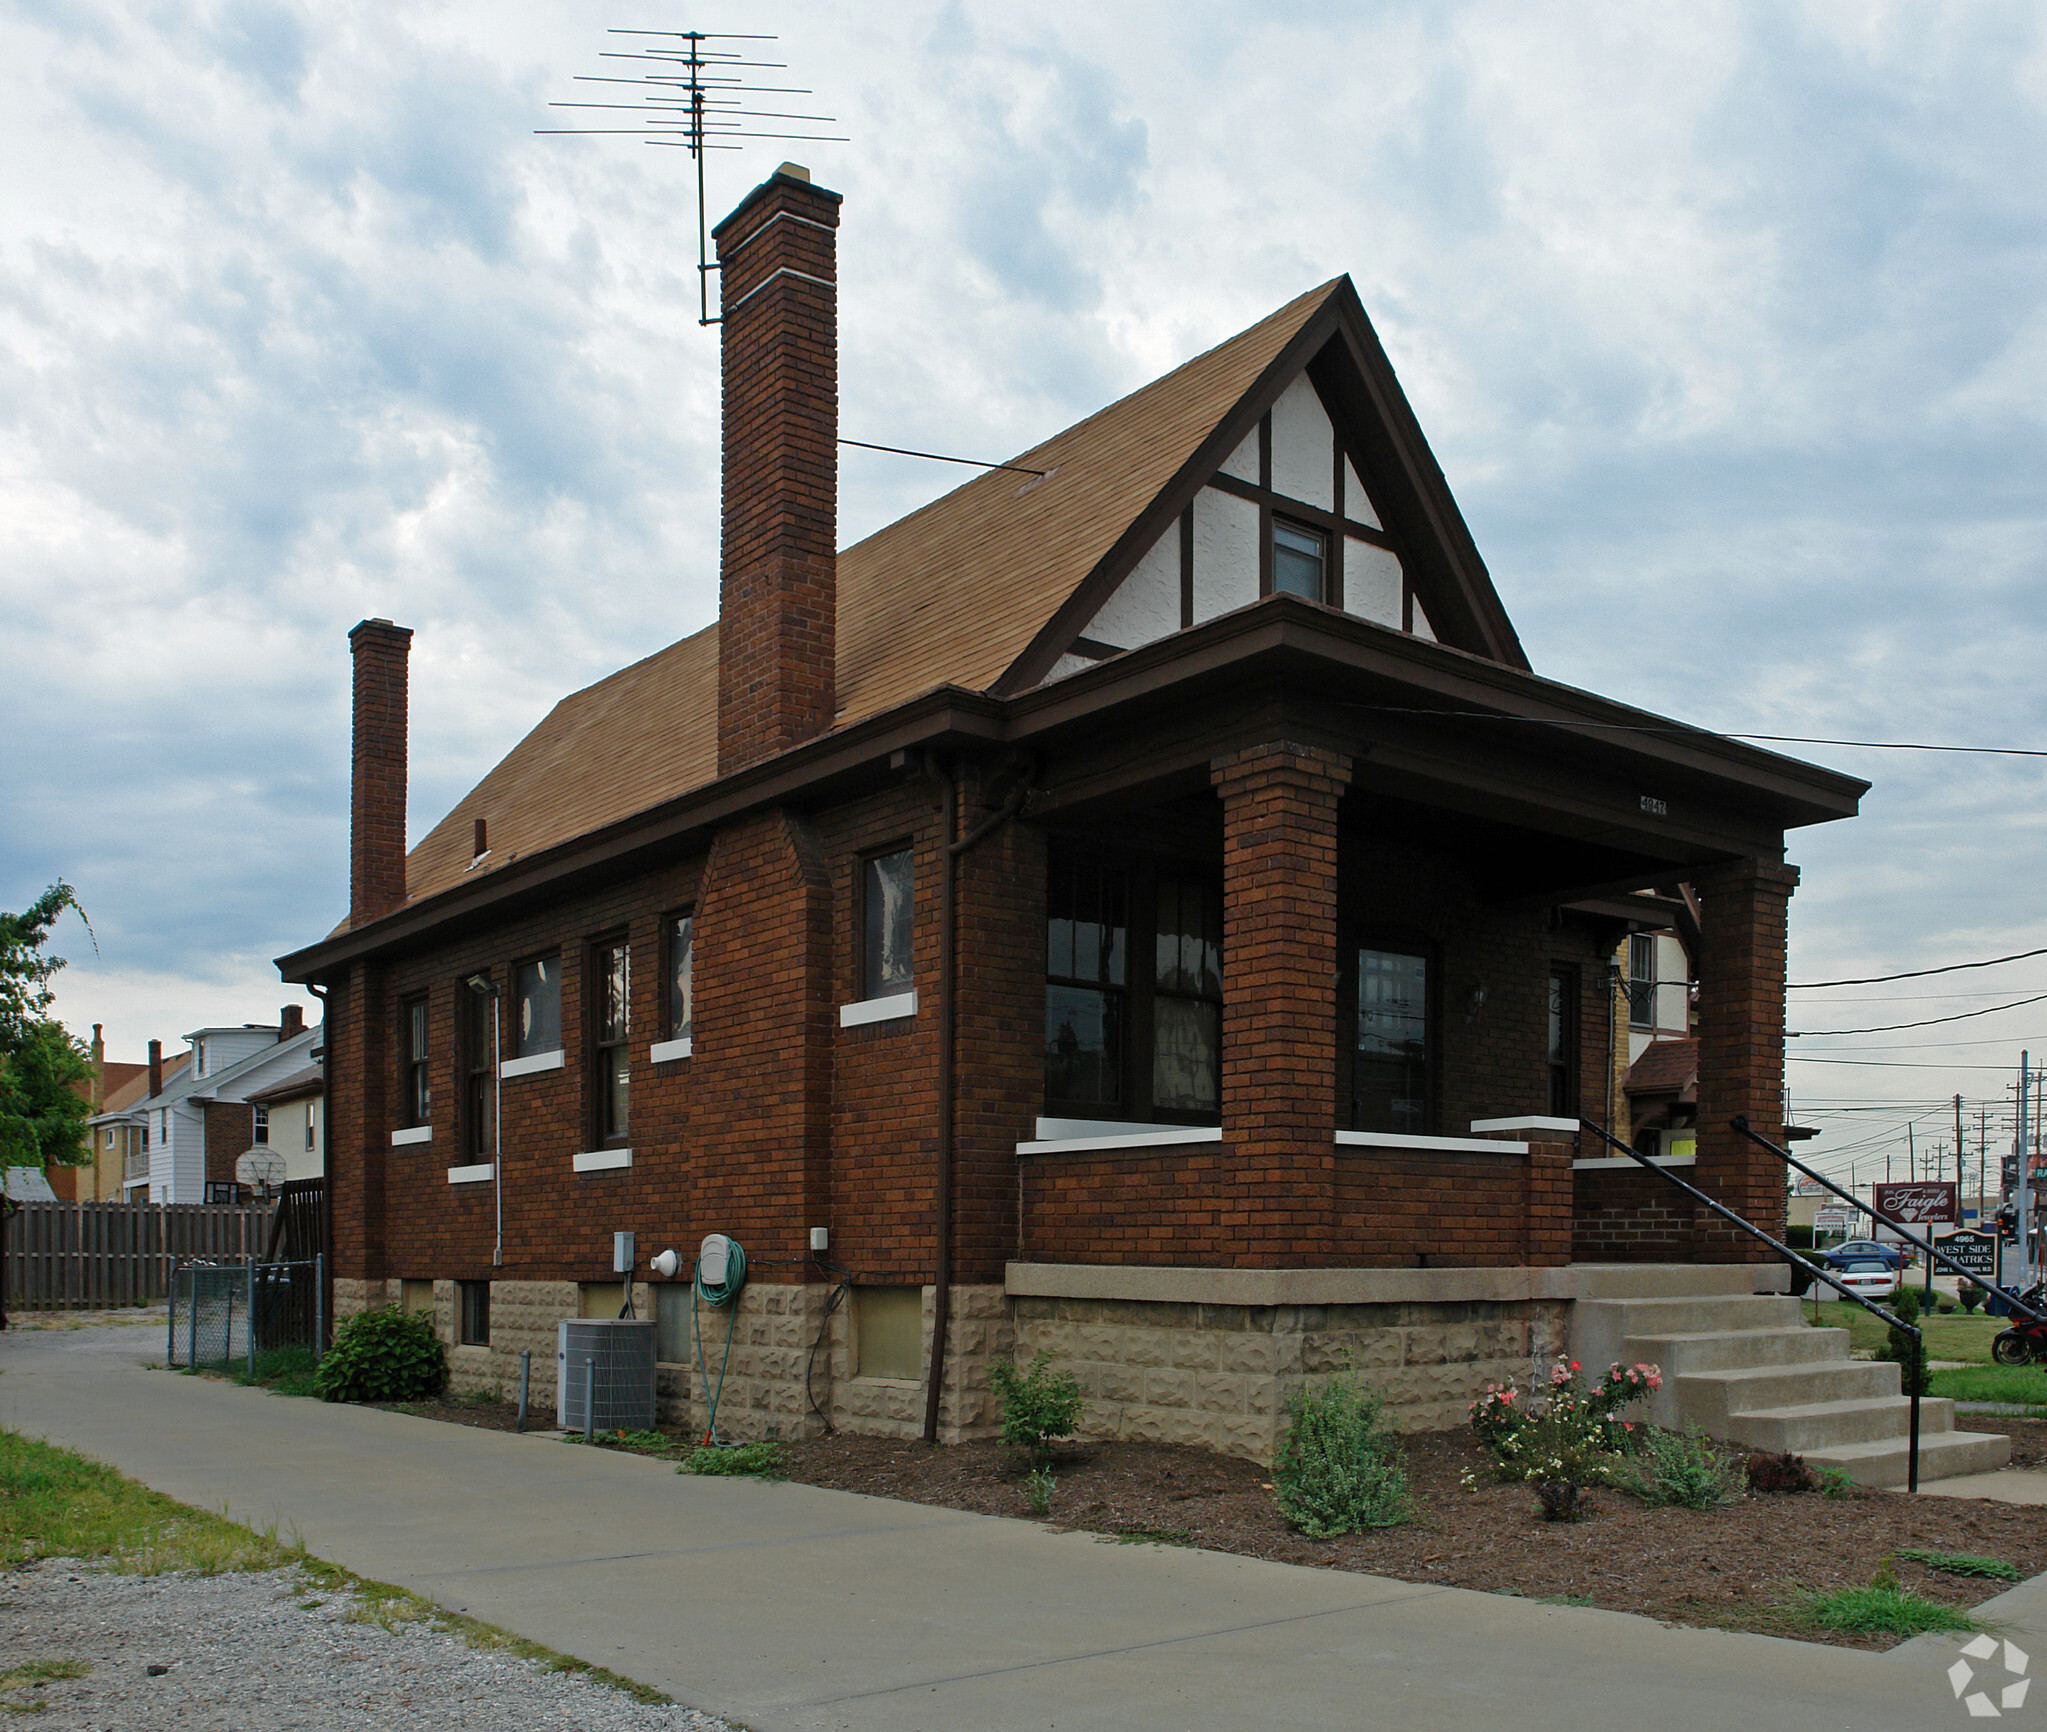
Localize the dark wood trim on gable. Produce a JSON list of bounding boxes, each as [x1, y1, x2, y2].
[[1178, 508, 1194, 630], [1204, 472, 1395, 550]]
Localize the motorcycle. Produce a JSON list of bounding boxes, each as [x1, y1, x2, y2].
[[1991, 1282, 2047, 1365]]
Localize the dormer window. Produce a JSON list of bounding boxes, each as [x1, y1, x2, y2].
[[193, 1039, 205, 1078], [1271, 521, 1326, 601]]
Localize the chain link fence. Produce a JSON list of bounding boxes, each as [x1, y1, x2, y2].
[[167, 1257, 324, 1375]]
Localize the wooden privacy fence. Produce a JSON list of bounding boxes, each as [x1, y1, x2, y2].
[[3, 1200, 274, 1311]]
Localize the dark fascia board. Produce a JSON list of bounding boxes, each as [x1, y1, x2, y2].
[[276, 685, 1007, 984], [995, 278, 1531, 697], [1003, 596, 1867, 823], [1562, 894, 1689, 930]]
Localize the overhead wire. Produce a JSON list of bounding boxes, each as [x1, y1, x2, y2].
[[1789, 993, 2047, 1037]]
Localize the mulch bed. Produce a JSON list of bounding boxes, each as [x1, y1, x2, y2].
[[365, 1394, 2047, 1650]]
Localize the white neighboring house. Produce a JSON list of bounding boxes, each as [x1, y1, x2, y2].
[[91, 1011, 323, 1203]]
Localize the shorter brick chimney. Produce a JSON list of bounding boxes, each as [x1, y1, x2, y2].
[[349, 618, 414, 928], [280, 1004, 305, 1040], [147, 1039, 162, 1101], [713, 163, 841, 776]]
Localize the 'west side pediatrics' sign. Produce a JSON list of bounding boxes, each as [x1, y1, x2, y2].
[[1873, 1181, 1959, 1227]]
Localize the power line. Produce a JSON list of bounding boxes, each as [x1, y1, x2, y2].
[[837, 437, 1046, 476], [1790, 945, 2047, 989], [1788, 1057, 2025, 1069], [1341, 707, 2047, 757], [1789, 992, 2047, 1037]]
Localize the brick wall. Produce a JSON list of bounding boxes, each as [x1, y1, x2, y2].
[[203, 1102, 255, 1189], [1572, 1166, 1696, 1261], [714, 170, 841, 776]]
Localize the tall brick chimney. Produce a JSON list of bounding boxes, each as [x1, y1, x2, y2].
[[280, 1004, 305, 1040], [349, 618, 414, 928], [712, 163, 841, 776], [147, 1039, 162, 1101]]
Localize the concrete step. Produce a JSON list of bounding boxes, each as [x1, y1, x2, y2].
[[1724, 1395, 1959, 1455], [1676, 1361, 1900, 1430], [1571, 1263, 1761, 1300], [1623, 1325, 1849, 1376], [1801, 1429, 2013, 1489], [1575, 1295, 1807, 1381]]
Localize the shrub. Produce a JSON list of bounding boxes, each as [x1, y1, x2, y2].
[[1877, 1283, 1931, 1396], [314, 1307, 446, 1404], [1273, 1372, 1413, 1537], [988, 1354, 1085, 1467], [1745, 1450, 1819, 1494], [1618, 1425, 1744, 1510], [1819, 1466, 1858, 1500], [1959, 1283, 1984, 1314], [680, 1440, 783, 1478], [1465, 1357, 1663, 1514]]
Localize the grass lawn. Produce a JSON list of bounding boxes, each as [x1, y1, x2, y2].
[[1801, 1299, 2005, 1364], [1926, 1364, 2047, 1411]]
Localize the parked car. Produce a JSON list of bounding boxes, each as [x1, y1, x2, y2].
[[1833, 1259, 1902, 1301], [1822, 1239, 1911, 1272]]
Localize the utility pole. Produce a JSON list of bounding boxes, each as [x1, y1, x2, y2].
[[2018, 1052, 2032, 1289]]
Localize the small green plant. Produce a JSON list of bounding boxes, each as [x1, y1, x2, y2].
[[1618, 1425, 1745, 1510], [1272, 1370, 1413, 1537], [679, 1440, 784, 1478], [1818, 1466, 1858, 1500], [1800, 1560, 1982, 1636], [988, 1354, 1086, 1467], [1959, 1282, 1984, 1314], [1024, 1467, 1055, 1518], [1895, 1547, 2021, 1582], [1876, 1283, 1931, 1396], [567, 1428, 673, 1454], [233, 1345, 321, 1398], [314, 1307, 447, 1404], [1745, 1450, 1819, 1494]]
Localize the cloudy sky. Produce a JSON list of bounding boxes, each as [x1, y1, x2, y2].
[[4, 0, 2044, 1184]]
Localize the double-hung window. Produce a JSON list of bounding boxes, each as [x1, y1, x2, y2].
[[515, 956, 561, 1059], [668, 913, 694, 1044], [252, 1105, 270, 1146], [591, 936, 630, 1146], [1044, 853, 1221, 1121], [861, 849, 914, 1001], [400, 996, 430, 1127], [1271, 520, 1327, 601], [1548, 965, 1578, 1120], [1626, 933, 1656, 1031], [1353, 947, 1431, 1133], [465, 983, 497, 1162]]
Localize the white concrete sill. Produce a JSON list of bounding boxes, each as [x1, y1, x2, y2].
[[1017, 1126, 1223, 1156], [446, 1163, 494, 1185], [1337, 1130, 1529, 1156], [500, 1049, 564, 1080], [839, 991, 917, 1029], [1469, 1116, 1579, 1136], [573, 1148, 632, 1174], [390, 1125, 432, 1147], [1573, 1154, 1697, 1171], [648, 1036, 693, 1064]]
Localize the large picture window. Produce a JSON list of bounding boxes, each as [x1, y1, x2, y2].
[[400, 996, 430, 1127], [1044, 853, 1221, 1122], [862, 849, 914, 1000], [1353, 947, 1430, 1134], [514, 955, 561, 1059], [591, 936, 629, 1145]]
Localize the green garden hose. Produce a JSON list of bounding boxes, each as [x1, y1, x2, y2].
[[691, 1238, 747, 1445]]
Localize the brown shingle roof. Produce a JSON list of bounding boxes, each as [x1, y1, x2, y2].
[[1623, 1037, 1698, 1101], [396, 281, 1343, 911]]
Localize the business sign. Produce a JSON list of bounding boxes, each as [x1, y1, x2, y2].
[[1813, 1209, 1855, 1237], [1939, 1228, 2000, 1281], [1874, 1181, 1959, 1227]]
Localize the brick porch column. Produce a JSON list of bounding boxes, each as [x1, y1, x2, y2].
[[1692, 858, 1799, 1261], [1211, 741, 1352, 1267]]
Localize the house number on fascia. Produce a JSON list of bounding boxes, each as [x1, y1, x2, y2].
[[1639, 796, 1668, 816]]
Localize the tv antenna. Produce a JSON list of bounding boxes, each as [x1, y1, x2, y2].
[[537, 30, 846, 325]]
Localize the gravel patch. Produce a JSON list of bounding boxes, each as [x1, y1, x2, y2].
[[0, 1562, 730, 1730]]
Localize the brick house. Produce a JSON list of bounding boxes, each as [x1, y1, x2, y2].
[[281, 164, 1891, 1460]]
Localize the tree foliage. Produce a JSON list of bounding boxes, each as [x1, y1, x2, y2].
[[0, 882, 95, 1170]]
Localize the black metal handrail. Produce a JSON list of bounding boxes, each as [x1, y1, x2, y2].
[[1580, 1115, 1925, 1491], [1730, 1116, 2046, 1326]]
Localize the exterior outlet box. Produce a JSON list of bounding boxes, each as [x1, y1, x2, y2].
[[613, 1231, 635, 1275], [809, 1227, 829, 1253]]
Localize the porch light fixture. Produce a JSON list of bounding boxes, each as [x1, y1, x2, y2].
[[466, 976, 504, 1268]]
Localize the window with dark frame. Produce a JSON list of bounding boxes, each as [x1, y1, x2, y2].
[[1626, 933, 1656, 1031], [592, 936, 630, 1145], [514, 955, 561, 1058], [400, 996, 430, 1127], [1044, 853, 1222, 1122], [668, 912, 694, 1042], [304, 1110, 316, 1153], [464, 983, 496, 1162], [1548, 965, 1579, 1120], [458, 1280, 490, 1346], [252, 1104, 269, 1145], [1353, 947, 1430, 1134], [862, 848, 914, 1001], [1271, 520, 1327, 600]]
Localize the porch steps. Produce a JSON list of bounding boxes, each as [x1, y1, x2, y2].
[[1569, 1264, 2011, 1488]]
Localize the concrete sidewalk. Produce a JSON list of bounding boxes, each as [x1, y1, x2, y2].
[[0, 1324, 2035, 1731]]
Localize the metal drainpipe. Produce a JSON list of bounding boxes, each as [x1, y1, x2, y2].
[[306, 981, 330, 1345], [919, 753, 1035, 1446]]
